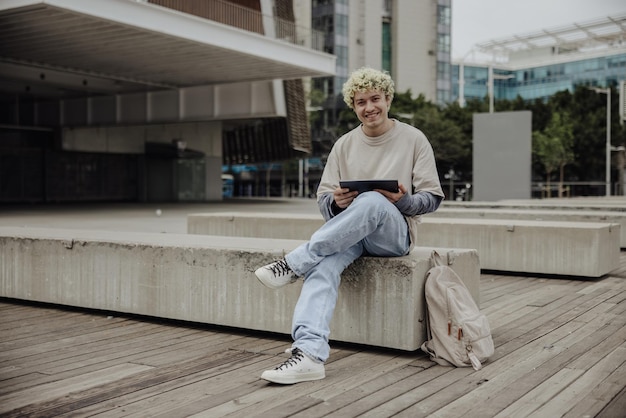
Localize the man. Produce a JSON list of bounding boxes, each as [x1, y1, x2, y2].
[[254, 67, 444, 384]]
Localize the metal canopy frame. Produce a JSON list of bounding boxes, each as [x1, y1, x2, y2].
[[476, 13, 626, 59]]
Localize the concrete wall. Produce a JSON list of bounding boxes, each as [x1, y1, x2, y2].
[[473, 111, 532, 201], [349, 0, 383, 71]]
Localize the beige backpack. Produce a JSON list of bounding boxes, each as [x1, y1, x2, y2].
[[421, 251, 494, 370]]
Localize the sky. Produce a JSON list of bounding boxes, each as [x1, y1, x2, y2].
[[451, 0, 626, 60]]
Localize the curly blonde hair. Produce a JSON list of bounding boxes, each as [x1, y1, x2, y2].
[[342, 67, 395, 109]]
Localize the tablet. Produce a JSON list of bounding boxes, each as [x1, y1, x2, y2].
[[339, 180, 399, 193]]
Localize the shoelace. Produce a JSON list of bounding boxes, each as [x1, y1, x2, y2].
[[269, 259, 292, 276], [274, 348, 304, 370]]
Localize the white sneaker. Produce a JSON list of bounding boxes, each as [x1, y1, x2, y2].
[[261, 348, 325, 384], [255, 259, 297, 289]]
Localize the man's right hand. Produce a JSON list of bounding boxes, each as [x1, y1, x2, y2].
[[334, 187, 358, 209]]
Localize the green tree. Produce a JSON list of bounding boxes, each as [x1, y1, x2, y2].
[[532, 111, 575, 197], [440, 101, 473, 180], [306, 88, 326, 127]]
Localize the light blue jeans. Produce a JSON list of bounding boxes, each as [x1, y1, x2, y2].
[[284, 191, 410, 362]]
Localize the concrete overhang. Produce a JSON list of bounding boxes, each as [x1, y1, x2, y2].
[[0, 0, 336, 99]]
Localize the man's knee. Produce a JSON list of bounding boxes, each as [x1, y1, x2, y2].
[[353, 191, 394, 212]]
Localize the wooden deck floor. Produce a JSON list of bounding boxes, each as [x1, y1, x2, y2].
[[1, 252, 625, 418]]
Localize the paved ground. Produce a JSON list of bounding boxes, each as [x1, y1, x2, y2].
[[0, 198, 322, 234]]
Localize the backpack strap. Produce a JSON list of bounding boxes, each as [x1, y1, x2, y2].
[[423, 252, 454, 367], [430, 250, 445, 267], [421, 340, 455, 367], [423, 299, 432, 341]]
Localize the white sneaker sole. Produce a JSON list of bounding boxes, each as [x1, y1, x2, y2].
[[260, 369, 325, 385]]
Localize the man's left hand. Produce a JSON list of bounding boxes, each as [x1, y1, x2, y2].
[[375, 183, 407, 203]]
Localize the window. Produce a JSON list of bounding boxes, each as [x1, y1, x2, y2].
[[437, 5, 451, 26], [438, 34, 450, 53]]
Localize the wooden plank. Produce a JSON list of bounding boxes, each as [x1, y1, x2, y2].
[[54, 342, 282, 417], [0, 319, 148, 362], [563, 360, 626, 418], [479, 275, 539, 303], [576, 276, 626, 295], [0, 307, 92, 333], [3, 350, 257, 418], [129, 331, 245, 366], [359, 367, 474, 417], [528, 344, 626, 417], [0, 320, 163, 364], [306, 352, 418, 402], [0, 363, 154, 415], [493, 368, 585, 418], [288, 366, 431, 418], [69, 351, 281, 417], [596, 385, 626, 418], [3, 322, 172, 370], [493, 286, 622, 346], [606, 289, 626, 305], [0, 326, 209, 394]]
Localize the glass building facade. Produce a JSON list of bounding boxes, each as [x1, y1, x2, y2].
[[436, 2, 452, 103], [311, 0, 349, 101], [453, 52, 626, 104]]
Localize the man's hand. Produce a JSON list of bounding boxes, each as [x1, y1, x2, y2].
[[334, 187, 358, 209], [375, 183, 407, 203]]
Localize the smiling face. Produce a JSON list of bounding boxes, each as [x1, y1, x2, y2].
[[353, 89, 393, 137]]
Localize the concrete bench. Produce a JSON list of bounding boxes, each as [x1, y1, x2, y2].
[[0, 227, 480, 351], [442, 199, 626, 213], [427, 208, 626, 248], [188, 212, 621, 278]]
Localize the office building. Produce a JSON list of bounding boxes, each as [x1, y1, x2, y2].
[[0, 0, 335, 203], [453, 14, 626, 106]]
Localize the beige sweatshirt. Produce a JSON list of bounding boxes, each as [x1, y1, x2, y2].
[[316, 120, 444, 247]]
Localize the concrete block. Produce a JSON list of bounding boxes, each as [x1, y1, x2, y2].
[[418, 218, 620, 277], [0, 227, 480, 351], [442, 199, 626, 212], [188, 212, 620, 277], [426, 208, 626, 248]]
